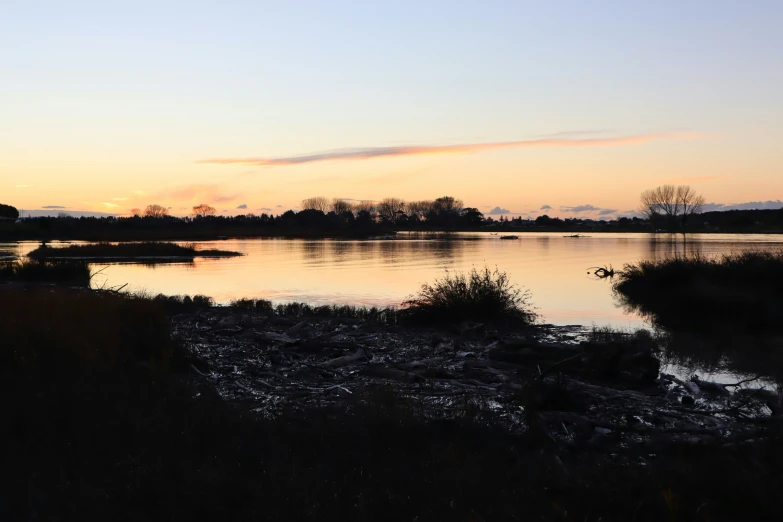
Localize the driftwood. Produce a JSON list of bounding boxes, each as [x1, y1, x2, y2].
[[322, 348, 366, 368], [363, 366, 423, 383]]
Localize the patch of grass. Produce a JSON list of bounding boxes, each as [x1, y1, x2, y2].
[[614, 250, 783, 332], [0, 287, 181, 373], [27, 241, 241, 260], [401, 266, 537, 325], [228, 297, 397, 322], [588, 325, 656, 344], [0, 259, 91, 286]]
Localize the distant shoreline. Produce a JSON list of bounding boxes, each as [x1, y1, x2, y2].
[[4, 227, 783, 243]]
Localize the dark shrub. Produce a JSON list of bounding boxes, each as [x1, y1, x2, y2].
[[614, 250, 783, 332], [0, 259, 90, 286], [402, 266, 537, 325]]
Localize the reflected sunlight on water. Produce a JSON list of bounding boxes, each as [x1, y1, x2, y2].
[[7, 232, 783, 328]]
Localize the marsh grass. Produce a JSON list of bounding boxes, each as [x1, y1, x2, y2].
[[614, 251, 783, 332], [27, 241, 241, 259], [402, 266, 537, 325], [228, 297, 398, 322], [0, 259, 91, 286], [0, 287, 180, 373]]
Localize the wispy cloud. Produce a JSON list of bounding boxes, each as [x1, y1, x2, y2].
[[561, 204, 602, 213], [111, 197, 130, 201], [15, 184, 29, 188], [103, 202, 121, 208], [702, 200, 783, 212], [540, 204, 552, 210], [198, 132, 700, 167], [236, 203, 248, 209], [42, 205, 67, 209], [598, 209, 618, 216]]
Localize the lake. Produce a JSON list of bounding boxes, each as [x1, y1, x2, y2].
[[6, 232, 783, 328]]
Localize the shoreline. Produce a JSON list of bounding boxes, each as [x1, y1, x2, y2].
[[5, 227, 783, 243]]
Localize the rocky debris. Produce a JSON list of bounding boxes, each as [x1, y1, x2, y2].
[[173, 308, 778, 446]]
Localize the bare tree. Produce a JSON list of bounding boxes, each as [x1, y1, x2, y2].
[[352, 201, 378, 220], [406, 200, 433, 222], [144, 204, 169, 218], [301, 196, 331, 213], [192, 203, 216, 218], [331, 198, 353, 215], [377, 197, 406, 224], [640, 185, 704, 228], [431, 196, 463, 217], [129, 208, 141, 217]]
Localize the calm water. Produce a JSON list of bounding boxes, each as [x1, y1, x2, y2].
[[6, 232, 783, 328]]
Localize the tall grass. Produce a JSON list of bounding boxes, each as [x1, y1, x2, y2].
[[614, 250, 783, 331], [402, 266, 537, 325], [0, 287, 179, 373], [0, 259, 91, 286]]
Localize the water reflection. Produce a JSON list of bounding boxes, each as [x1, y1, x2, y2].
[[8, 233, 783, 328], [647, 233, 704, 260]]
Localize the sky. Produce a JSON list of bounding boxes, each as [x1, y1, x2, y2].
[[2, 1, 782, 219]]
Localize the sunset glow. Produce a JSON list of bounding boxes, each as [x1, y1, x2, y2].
[[2, 2, 782, 218]]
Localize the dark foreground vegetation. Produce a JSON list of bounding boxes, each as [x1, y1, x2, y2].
[[615, 251, 783, 333], [0, 259, 91, 286], [27, 241, 241, 260], [1, 281, 782, 520]]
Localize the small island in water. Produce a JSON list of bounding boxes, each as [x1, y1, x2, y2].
[[26, 241, 242, 261]]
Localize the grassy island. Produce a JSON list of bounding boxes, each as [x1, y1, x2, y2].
[[26, 241, 242, 260]]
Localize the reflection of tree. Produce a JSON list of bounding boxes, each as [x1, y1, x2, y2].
[[647, 233, 703, 261], [302, 238, 464, 267]]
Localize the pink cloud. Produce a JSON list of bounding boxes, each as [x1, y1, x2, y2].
[[198, 133, 702, 167]]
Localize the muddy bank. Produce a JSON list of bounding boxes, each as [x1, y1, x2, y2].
[[174, 308, 779, 448]]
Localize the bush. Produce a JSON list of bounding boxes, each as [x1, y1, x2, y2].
[[402, 266, 536, 325], [614, 250, 783, 331], [0, 259, 91, 286]]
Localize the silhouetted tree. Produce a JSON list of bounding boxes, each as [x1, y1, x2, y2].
[[406, 200, 432, 222], [460, 207, 484, 227], [192, 203, 216, 218], [640, 185, 705, 229], [377, 198, 406, 225], [331, 198, 352, 215], [0, 203, 20, 219], [301, 196, 331, 213], [144, 204, 169, 218], [352, 201, 378, 221]]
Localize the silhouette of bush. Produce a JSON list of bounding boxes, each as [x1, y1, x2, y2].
[[402, 266, 537, 325], [615, 250, 783, 332], [0, 259, 90, 286]]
